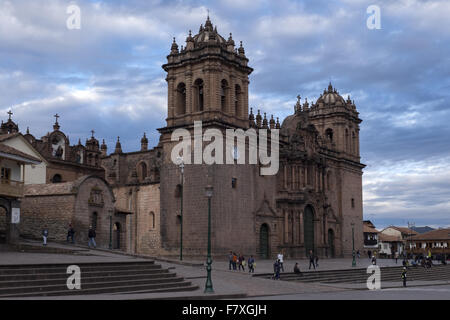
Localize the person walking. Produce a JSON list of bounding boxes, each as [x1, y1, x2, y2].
[[273, 259, 281, 280], [232, 252, 237, 270], [67, 224, 75, 244], [368, 250, 372, 259], [238, 254, 245, 271], [88, 226, 96, 248], [395, 252, 399, 264], [42, 227, 49, 246], [309, 250, 316, 270], [248, 255, 255, 273], [357, 250, 361, 259], [401, 267, 407, 287], [315, 255, 319, 268], [277, 251, 284, 272], [228, 251, 233, 270]]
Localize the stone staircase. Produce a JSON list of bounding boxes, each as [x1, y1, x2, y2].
[[255, 264, 450, 284], [0, 261, 198, 298]]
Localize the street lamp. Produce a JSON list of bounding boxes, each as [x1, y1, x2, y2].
[[351, 222, 356, 267], [177, 157, 184, 261], [204, 184, 214, 293]]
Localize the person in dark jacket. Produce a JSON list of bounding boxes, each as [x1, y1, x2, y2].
[[401, 267, 407, 287], [88, 226, 96, 248], [42, 227, 49, 246], [67, 224, 75, 244], [309, 250, 316, 270], [273, 259, 281, 280], [294, 263, 302, 275], [248, 256, 255, 273]]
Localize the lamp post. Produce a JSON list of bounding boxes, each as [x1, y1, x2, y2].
[[204, 184, 214, 293], [351, 222, 356, 267], [177, 157, 184, 261]]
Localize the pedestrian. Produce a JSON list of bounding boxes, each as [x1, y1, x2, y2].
[[315, 255, 319, 268], [395, 252, 399, 264], [368, 250, 372, 259], [294, 263, 302, 275], [42, 227, 49, 246], [273, 259, 281, 280], [67, 224, 75, 244], [357, 250, 360, 259], [232, 252, 237, 270], [371, 255, 377, 265], [309, 250, 316, 270], [401, 267, 407, 287], [228, 251, 233, 270], [238, 254, 245, 271], [88, 225, 96, 248], [277, 251, 284, 272], [248, 255, 255, 273]]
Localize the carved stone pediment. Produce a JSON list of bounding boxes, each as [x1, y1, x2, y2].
[[255, 199, 277, 217]]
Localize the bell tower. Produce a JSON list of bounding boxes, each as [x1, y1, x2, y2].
[[162, 16, 253, 129]]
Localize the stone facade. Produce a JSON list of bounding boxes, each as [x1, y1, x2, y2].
[[157, 17, 365, 259], [19, 176, 123, 249]]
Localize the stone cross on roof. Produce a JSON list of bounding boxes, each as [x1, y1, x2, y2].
[[54, 113, 59, 123], [7, 110, 12, 120]]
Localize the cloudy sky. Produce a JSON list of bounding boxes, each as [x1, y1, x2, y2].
[[1, 0, 449, 229]]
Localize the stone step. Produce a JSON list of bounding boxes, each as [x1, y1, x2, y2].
[[0, 264, 161, 275], [0, 276, 188, 295], [0, 261, 198, 297], [0, 272, 177, 288], [0, 260, 156, 270], [0, 268, 169, 282], [0, 280, 197, 298]]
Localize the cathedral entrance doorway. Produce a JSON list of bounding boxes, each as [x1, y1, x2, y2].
[[259, 224, 270, 259], [113, 222, 121, 249], [328, 229, 335, 258], [304, 205, 315, 255]]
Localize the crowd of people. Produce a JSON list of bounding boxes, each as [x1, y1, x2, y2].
[[228, 252, 256, 273], [41, 224, 97, 248]]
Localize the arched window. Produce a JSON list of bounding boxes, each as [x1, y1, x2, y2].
[[352, 131, 356, 154], [194, 79, 204, 111], [325, 128, 333, 142], [149, 212, 155, 229], [139, 162, 147, 181], [345, 129, 349, 152], [176, 83, 186, 115], [221, 80, 228, 112], [304, 205, 315, 255], [51, 174, 62, 183], [235, 84, 241, 117]]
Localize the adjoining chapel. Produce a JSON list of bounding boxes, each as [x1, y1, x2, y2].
[[1, 16, 365, 259]]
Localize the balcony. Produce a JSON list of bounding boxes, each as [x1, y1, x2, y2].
[[0, 178, 24, 198]]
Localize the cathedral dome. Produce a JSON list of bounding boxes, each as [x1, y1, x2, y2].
[[316, 83, 346, 106], [193, 16, 227, 46]]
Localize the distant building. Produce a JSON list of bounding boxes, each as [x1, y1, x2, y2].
[[363, 220, 378, 250], [408, 228, 450, 256], [0, 140, 41, 244], [379, 226, 419, 256]]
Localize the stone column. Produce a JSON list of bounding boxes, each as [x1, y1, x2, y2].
[[185, 69, 193, 114], [299, 210, 304, 245]]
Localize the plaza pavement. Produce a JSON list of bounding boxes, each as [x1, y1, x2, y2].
[[1, 241, 448, 300]]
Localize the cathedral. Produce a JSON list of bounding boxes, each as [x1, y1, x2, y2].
[[1, 17, 365, 259]]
